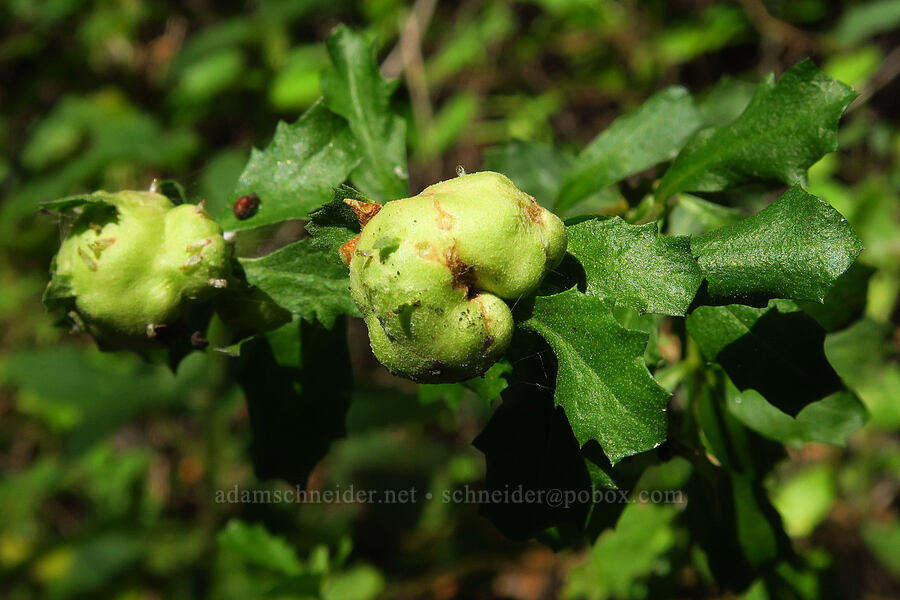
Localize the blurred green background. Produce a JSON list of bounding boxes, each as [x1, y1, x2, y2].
[[0, 1, 898, 598]]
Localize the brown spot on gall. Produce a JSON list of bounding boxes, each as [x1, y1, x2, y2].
[[433, 199, 456, 231], [524, 195, 544, 225], [340, 235, 360, 266]]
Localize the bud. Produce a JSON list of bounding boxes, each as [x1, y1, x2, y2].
[[345, 171, 567, 382], [45, 190, 229, 347]]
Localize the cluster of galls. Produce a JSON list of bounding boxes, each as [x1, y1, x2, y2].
[[46, 190, 229, 348], [45, 172, 565, 381], [343, 171, 567, 383]]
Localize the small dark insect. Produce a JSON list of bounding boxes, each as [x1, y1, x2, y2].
[[190, 331, 209, 349], [232, 193, 260, 220]]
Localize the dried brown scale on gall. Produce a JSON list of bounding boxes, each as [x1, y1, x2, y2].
[[342, 171, 567, 383]]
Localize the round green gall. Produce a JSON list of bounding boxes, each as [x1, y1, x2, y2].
[[47, 190, 229, 347], [343, 171, 567, 382]]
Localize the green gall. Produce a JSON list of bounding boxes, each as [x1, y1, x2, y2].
[[45, 190, 229, 347], [345, 171, 567, 382]]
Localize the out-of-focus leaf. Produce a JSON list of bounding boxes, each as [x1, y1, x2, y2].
[[566, 217, 702, 316], [691, 186, 862, 304], [483, 140, 574, 211], [520, 289, 669, 463], [0, 347, 206, 454], [416, 93, 479, 160], [657, 61, 856, 200], [322, 565, 385, 600], [425, 1, 514, 85], [3, 91, 197, 240], [171, 48, 245, 105], [666, 193, 745, 236], [320, 26, 407, 202], [556, 87, 700, 212], [772, 465, 836, 538], [220, 100, 359, 232], [654, 4, 747, 66], [269, 46, 329, 111], [696, 76, 756, 128], [833, 0, 900, 45], [687, 301, 844, 416], [40, 533, 143, 598], [726, 383, 866, 448], [199, 148, 249, 217], [863, 521, 900, 577], [0, 460, 60, 531], [217, 520, 302, 576], [564, 503, 677, 600], [824, 46, 883, 90], [825, 319, 900, 428]]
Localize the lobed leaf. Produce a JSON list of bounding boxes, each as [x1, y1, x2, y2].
[[687, 301, 843, 416], [320, 25, 408, 202], [520, 289, 669, 463], [691, 186, 862, 304], [221, 100, 359, 232], [657, 60, 857, 200], [567, 217, 703, 316], [238, 238, 359, 329]]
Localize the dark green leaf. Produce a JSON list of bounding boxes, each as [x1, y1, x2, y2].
[[238, 237, 359, 329], [40, 191, 117, 212], [567, 217, 702, 316], [695, 369, 785, 478], [796, 261, 874, 332], [657, 60, 857, 200], [691, 186, 862, 303], [235, 318, 353, 485], [557, 86, 700, 212], [520, 289, 669, 463], [473, 380, 592, 540], [687, 301, 843, 415], [305, 185, 372, 262], [320, 26, 407, 201], [686, 469, 791, 590], [220, 100, 359, 232], [150, 178, 187, 205], [687, 376, 791, 590]]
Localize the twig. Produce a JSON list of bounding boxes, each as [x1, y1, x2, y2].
[[380, 0, 438, 80], [739, 0, 819, 54], [850, 44, 900, 110]]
